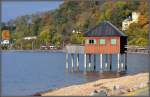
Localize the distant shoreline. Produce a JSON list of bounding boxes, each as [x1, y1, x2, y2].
[[0, 50, 149, 54], [0, 49, 66, 52]]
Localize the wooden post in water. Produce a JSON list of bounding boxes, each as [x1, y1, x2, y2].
[[117, 53, 120, 72], [71, 53, 74, 71], [88, 54, 92, 71], [65, 51, 68, 70], [100, 54, 103, 72], [109, 54, 112, 71], [93, 54, 96, 71], [84, 53, 87, 71], [76, 53, 79, 71], [105, 54, 108, 71], [125, 53, 127, 71], [120, 54, 124, 71]]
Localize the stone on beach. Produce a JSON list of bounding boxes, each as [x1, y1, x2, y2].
[[90, 89, 108, 96]]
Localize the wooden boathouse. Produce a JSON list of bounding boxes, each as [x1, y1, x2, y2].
[[66, 21, 127, 72]]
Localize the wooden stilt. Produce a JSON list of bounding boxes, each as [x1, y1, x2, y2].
[[93, 54, 96, 71], [121, 54, 124, 71], [66, 51, 68, 70], [105, 63, 108, 71], [105, 54, 108, 71], [71, 53, 74, 71], [100, 54, 103, 72], [88, 54, 91, 71], [117, 53, 120, 72], [125, 53, 127, 71], [121, 62, 124, 71], [76, 53, 79, 71], [110, 54, 112, 71], [84, 53, 87, 71]]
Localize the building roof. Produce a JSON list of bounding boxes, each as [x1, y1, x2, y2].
[[84, 21, 127, 37]]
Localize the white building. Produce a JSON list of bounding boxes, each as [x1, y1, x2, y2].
[[1, 40, 9, 45], [122, 12, 140, 31], [72, 30, 81, 34], [23, 36, 37, 40], [132, 12, 139, 23]]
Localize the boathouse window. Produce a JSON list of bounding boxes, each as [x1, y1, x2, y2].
[[89, 39, 96, 44], [85, 39, 89, 44], [111, 39, 116, 45], [99, 39, 105, 44]]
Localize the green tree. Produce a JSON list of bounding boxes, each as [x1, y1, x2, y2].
[[125, 22, 148, 47], [70, 32, 84, 44], [39, 26, 51, 46]]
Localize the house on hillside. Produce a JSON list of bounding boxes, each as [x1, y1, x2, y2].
[[122, 12, 140, 31]]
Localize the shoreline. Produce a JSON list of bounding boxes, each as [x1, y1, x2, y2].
[[0, 49, 65, 53], [0, 50, 149, 54], [39, 72, 149, 96]]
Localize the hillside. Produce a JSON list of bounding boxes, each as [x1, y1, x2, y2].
[[0, 0, 149, 49]]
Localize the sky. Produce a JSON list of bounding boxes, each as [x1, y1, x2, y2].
[[2, 1, 62, 22]]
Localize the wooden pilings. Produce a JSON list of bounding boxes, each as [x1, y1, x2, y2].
[[84, 54, 87, 71], [109, 54, 112, 71], [100, 54, 103, 72], [117, 53, 128, 72], [125, 53, 127, 71], [88, 54, 92, 71], [65, 51, 127, 72], [76, 53, 79, 70], [65, 53, 80, 72], [120, 54, 124, 71], [117, 53, 120, 72], [105, 54, 108, 71], [71, 53, 74, 71], [66, 51, 68, 70], [65, 45, 128, 73], [93, 54, 96, 71]]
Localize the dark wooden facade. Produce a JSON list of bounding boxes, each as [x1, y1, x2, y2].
[[84, 21, 127, 54]]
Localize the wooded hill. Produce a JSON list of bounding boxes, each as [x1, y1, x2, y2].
[[0, 0, 149, 49]]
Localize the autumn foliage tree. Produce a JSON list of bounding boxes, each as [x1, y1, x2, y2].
[[1, 0, 149, 49]]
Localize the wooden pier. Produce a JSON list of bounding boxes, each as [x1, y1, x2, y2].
[[65, 21, 128, 73]]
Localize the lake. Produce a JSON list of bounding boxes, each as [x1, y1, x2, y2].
[[1, 51, 149, 96]]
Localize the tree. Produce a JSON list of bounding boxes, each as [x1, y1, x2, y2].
[[39, 26, 51, 46], [125, 22, 148, 47], [52, 33, 62, 47], [70, 32, 84, 44]]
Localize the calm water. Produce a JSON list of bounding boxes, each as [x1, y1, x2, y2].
[[1, 51, 149, 96]]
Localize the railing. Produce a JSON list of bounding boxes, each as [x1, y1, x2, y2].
[[65, 45, 149, 54], [66, 45, 85, 53], [126, 46, 149, 54]]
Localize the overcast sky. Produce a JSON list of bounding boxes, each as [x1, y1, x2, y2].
[[2, 1, 62, 22]]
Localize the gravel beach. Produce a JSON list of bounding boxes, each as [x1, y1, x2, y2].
[[41, 72, 149, 96]]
